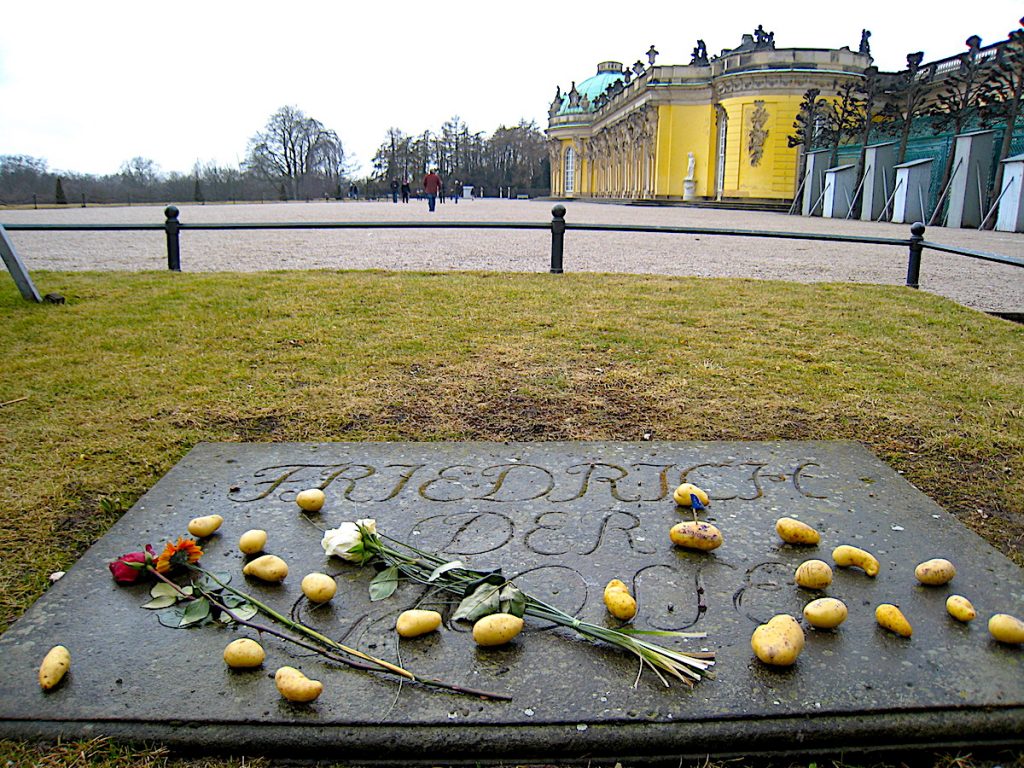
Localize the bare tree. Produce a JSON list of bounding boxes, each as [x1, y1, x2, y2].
[[880, 52, 936, 164], [822, 80, 867, 167], [246, 106, 344, 199], [928, 35, 994, 223], [788, 88, 830, 185]]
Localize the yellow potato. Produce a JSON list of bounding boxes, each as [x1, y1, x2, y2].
[[472, 613, 525, 646], [914, 558, 956, 586], [396, 609, 443, 638], [775, 517, 821, 545], [295, 489, 325, 512], [603, 579, 638, 621], [750, 614, 804, 666], [875, 603, 912, 637], [223, 638, 265, 668], [794, 559, 833, 590], [672, 482, 710, 507], [669, 520, 723, 551], [242, 554, 288, 582], [803, 597, 848, 629], [238, 529, 267, 555], [38, 645, 70, 690], [832, 544, 880, 577], [300, 573, 337, 603], [945, 595, 977, 623], [187, 514, 223, 538], [988, 613, 1024, 644], [274, 666, 323, 702]]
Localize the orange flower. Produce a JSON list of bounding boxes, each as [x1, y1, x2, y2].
[[155, 537, 203, 573]]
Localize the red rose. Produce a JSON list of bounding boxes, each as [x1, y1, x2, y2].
[[109, 545, 155, 584]]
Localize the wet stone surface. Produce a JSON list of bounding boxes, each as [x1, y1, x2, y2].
[[0, 441, 1021, 761]]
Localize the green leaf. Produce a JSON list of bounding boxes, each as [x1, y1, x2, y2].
[[369, 566, 399, 601], [142, 594, 178, 610], [233, 603, 258, 622], [499, 584, 526, 618], [460, 570, 504, 598], [150, 582, 179, 599], [156, 605, 188, 628], [453, 582, 501, 622], [427, 560, 465, 582], [178, 597, 210, 627]]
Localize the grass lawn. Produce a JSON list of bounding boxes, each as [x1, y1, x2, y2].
[[1, 269, 1022, 767]]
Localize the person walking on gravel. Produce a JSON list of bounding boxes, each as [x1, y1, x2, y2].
[[423, 169, 442, 212]]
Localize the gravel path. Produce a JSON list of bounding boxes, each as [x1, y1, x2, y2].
[[2, 199, 1022, 313]]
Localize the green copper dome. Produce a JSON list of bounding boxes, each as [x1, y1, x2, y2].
[[558, 61, 624, 115]]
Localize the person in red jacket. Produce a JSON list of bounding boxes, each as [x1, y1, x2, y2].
[[423, 169, 442, 212]]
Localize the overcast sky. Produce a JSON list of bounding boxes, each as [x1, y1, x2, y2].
[[0, 1, 1018, 178]]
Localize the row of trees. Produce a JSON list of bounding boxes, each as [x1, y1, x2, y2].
[[369, 117, 549, 196], [789, 18, 1024, 223], [1, 107, 553, 206]]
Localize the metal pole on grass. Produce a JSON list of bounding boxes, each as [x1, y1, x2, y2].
[[906, 222, 925, 289], [164, 205, 181, 272], [550, 204, 566, 274]]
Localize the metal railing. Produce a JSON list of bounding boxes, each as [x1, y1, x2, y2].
[[3, 205, 1022, 294]]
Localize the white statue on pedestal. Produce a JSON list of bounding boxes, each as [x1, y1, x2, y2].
[[684, 151, 697, 200]]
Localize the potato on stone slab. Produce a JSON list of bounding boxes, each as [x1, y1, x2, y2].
[[603, 579, 638, 621], [988, 613, 1024, 644], [275, 666, 322, 702], [775, 517, 820, 545], [38, 645, 70, 690], [242, 554, 289, 582], [914, 558, 955, 586], [751, 614, 804, 666], [669, 520, 723, 551]]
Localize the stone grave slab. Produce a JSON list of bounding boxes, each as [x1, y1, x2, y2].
[[0, 441, 1021, 762]]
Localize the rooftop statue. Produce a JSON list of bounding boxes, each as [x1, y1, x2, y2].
[[691, 39, 709, 66], [859, 29, 872, 56], [646, 45, 659, 65], [753, 25, 775, 50]]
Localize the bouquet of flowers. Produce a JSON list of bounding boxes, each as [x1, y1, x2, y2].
[[322, 519, 714, 687]]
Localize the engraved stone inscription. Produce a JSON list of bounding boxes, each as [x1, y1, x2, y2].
[[0, 440, 1021, 760]]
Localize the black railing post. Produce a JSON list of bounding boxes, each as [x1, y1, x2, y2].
[[906, 221, 925, 289], [165, 205, 181, 272], [550, 204, 566, 274]]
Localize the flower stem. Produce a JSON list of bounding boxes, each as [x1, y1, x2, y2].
[[189, 565, 414, 680], [193, 579, 512, 701]]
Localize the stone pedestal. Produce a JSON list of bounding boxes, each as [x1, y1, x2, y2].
[[860, 141, 898, 221], [996, 153, 1024, 232], [892, 158, 934, 225], [946, 130, 996, 228], [683, 179, 696, 200], [822, 164, 857, 218], [801, 149, 831, 216]]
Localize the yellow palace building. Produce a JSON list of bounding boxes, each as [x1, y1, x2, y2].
[[546, 28, 870, 203]]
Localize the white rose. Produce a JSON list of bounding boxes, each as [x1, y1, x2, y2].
[[355, 518, 377, 536], [321, 522, 364, 562]]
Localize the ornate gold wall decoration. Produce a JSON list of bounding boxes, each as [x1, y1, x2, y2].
[[748, 100, 769, 167]]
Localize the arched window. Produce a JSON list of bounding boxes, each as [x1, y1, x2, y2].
[[564, 146, 576, 195]]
